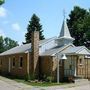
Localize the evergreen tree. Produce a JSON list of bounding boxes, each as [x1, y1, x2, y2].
[[67, 6, 90, 49], [0, 0, 5, 5], [25, 14, 45, 43]]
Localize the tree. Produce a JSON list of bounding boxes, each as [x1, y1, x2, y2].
[[0, 36, 19, 53], [25, 14, 45, 43], [4, 37, 19, 51], [67, 6, 90, 49], [0, 0, 5, 5], [0, 36, 4, 53]]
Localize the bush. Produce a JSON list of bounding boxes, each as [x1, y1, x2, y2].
[[68, 76, 74, 83], [46, 76, 52, 82]]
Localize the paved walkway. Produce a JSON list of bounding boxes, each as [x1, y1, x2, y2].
[[0, 76, 32, 90], [0, 76, 90, 90]]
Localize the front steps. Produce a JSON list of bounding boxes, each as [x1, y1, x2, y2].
[[75, 78, 89, 85]]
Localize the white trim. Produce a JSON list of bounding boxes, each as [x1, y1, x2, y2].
[[76, 46, 90, 54]]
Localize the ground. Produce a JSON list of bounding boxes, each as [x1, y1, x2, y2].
[[0, 76, 90, 90]]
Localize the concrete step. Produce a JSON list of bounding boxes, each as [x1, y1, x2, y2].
[[75, 79, 89, 84]]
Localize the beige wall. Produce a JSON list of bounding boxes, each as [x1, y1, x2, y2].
[[0, 53, 90, 80], [85, 58, 90, 79], [40, 56, 53, 76], [40, 56, 64, 81], [88, 59, 90, 78], [0, 53, 29, 77], [76, 55, 90, 79]]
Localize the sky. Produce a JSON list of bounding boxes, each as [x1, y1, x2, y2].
[[0, 0, 90, 45]]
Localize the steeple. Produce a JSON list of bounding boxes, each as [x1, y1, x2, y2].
[[58, 19, 73, 39], [56, 16, 74, 46]]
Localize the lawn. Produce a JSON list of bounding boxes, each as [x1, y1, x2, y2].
[[13, 79, 67, 87]]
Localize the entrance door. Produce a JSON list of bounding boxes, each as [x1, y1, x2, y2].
[[77, 57, 84, 78], [59, 60, 64, 81]]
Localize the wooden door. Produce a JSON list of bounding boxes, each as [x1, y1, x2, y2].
[[77, 57, 84, 78]]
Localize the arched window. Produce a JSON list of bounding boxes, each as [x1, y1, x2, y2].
[[80, 59, 82, 64]]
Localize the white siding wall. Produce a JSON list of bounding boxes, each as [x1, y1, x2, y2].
[[56, 39, 73, 47]]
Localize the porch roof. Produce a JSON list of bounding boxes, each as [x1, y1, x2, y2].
[[41, 44, 74, 56], [62, 46, 90, 55]]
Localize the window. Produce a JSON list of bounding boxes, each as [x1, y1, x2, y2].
[[12, 57, 15, 67], [19, 57, 23, 67], [59, 60, 62, 66], [69, 64, 72, 69], [79, 59, 83, 66], [0, 59, 2, 65], [80, 59, 82, 64]]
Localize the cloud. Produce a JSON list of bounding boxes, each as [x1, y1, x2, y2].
[[12, 23, 21, 31], [18, 41, 23, 45], [0, 29, 6, 37], [0, 7, 7, 17]]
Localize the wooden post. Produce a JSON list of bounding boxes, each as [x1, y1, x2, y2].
[[87, 58, 88, 79], [76, 56, 78, 77], [74, 56, 77, 77]]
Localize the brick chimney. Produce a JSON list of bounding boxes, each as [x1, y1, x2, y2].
[[31, 31, 39, 79]]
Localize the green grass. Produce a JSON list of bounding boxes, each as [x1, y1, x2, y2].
[[13, 79, 67, 87], [0, 75, 68, 87]]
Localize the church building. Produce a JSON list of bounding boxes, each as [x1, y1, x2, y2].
[[0, 19, 90, 82]]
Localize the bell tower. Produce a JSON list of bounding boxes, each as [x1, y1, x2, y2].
[[56, 11, 74, 46]]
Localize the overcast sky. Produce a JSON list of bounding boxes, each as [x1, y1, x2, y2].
[[0, 0, 90, 44]]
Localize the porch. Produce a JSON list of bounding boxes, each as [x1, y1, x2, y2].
[[64, 55, 90, 79]]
